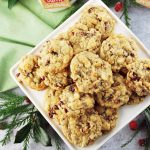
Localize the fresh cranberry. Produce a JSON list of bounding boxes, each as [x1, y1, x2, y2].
[[114, 2, 123, 12], [138, 138, 146, 146], [25, 97, 32, 104], [129, 120, 138, 130]]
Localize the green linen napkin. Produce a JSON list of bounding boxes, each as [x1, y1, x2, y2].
[[20, 0, 82, 29], [0, 41, 31, 92], [0, 0, 84, 92], [0, 0, 53, 45]]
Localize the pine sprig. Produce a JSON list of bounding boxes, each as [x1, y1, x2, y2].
[[121, 127, 140, 148], [0, 115, 17, 145], [102, 0, 119, 7], [122, 0, 131, 27], [122, 107, 150, 149], [23, 129, 32, 150], [0, 92, 61, 150]]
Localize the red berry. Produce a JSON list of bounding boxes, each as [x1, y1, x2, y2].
[[114, 2, 123, 12], [25, 97, 32, 104], [129, 120, 138, 130], [138, 138, 146, 146]]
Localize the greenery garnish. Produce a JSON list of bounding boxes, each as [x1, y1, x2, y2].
[[122, 107, 150, 149], [101, 0, 139, 27], [0, 92, 61, 150], [8, 0, 19, 9]]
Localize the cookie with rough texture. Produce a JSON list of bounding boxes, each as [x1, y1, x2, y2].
[[48, 85, 95, 123], [59, 85, 95, 112], [38, 39, 73, 73], [95, 74, 131, 108], [80, 5, 115, 39], [44, 88, 62, 112], [126, 59, 150, 96], [60, 109, 102, 147], [17, 55, 46, 90], [38, 68, 72, 90], [70, 51, 113, 94], [100, 34, 138, 72], [68, 23, 101, 54], [128, 92, 144, 105], [95, 105, 118, 131]]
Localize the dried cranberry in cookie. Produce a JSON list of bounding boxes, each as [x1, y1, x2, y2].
[[128, 92, 144, 105], [37, 67, 71, 90], [70, 51, 113, 94], [59, 85, 95, 112], [44, 88, 62, 112], [68, 23, 102, 54], [80, 5, 115, 39], [95, 74, 131, 108], [38, 39, 73, 73], [60, 109, 102, 147], [17, 55, 46, 90], [95, 105, 118, 131], [126, 59, 150, 96], [100, 34, 138, 72]]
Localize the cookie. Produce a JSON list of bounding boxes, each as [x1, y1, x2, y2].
[[95, 105, 118, 131], [60, 85, 95, 111], [95, 74, 131, 108], [128, 92, 144, 105], [126, 59, 150, 96], [38, 39, 73, 73], [70, 51, 113, 94], [17, 55, 46, 90], [38, 68, 72, 90], [68, 23, 101, 54], [44, 88, 62, 112], [60, 109, 102, 147], [100, 34, 138, 72], [80, 5, 115, 39]]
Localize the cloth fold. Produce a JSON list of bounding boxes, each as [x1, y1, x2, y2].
[[0, 0, 83, 92], [0, 41, 31, 92]]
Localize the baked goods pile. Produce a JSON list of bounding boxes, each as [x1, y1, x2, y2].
[[16, 5, 150, 147]]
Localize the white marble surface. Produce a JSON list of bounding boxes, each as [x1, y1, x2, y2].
[[0, 4, 150, 150]]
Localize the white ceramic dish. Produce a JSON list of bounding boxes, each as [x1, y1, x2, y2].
[[10, 0, 150, 150]]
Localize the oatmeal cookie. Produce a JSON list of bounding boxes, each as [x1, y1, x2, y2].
[[60, 109, 102, 147], [38, 39, 73, 73], [80, 5, 115, 39], [68, 23, 101, 54], [38, 68, 72, 90], [70, 51, 113, 94], [100, 34, 138, 72], [95, 74, 131, 108], [44, 88, 62, 112], [48, 85, 95, 122], [59, 85, 95, 112], [95, 105, 118, 131], [17, 55, 46, 90], [128, 92, 144, 105], [126, 59, 150, 96]]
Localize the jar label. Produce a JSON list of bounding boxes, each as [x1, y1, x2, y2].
[[40, 0, 71, 8]]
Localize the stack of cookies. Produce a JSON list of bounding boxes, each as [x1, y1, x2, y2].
[[16, 5, 150, 147]]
